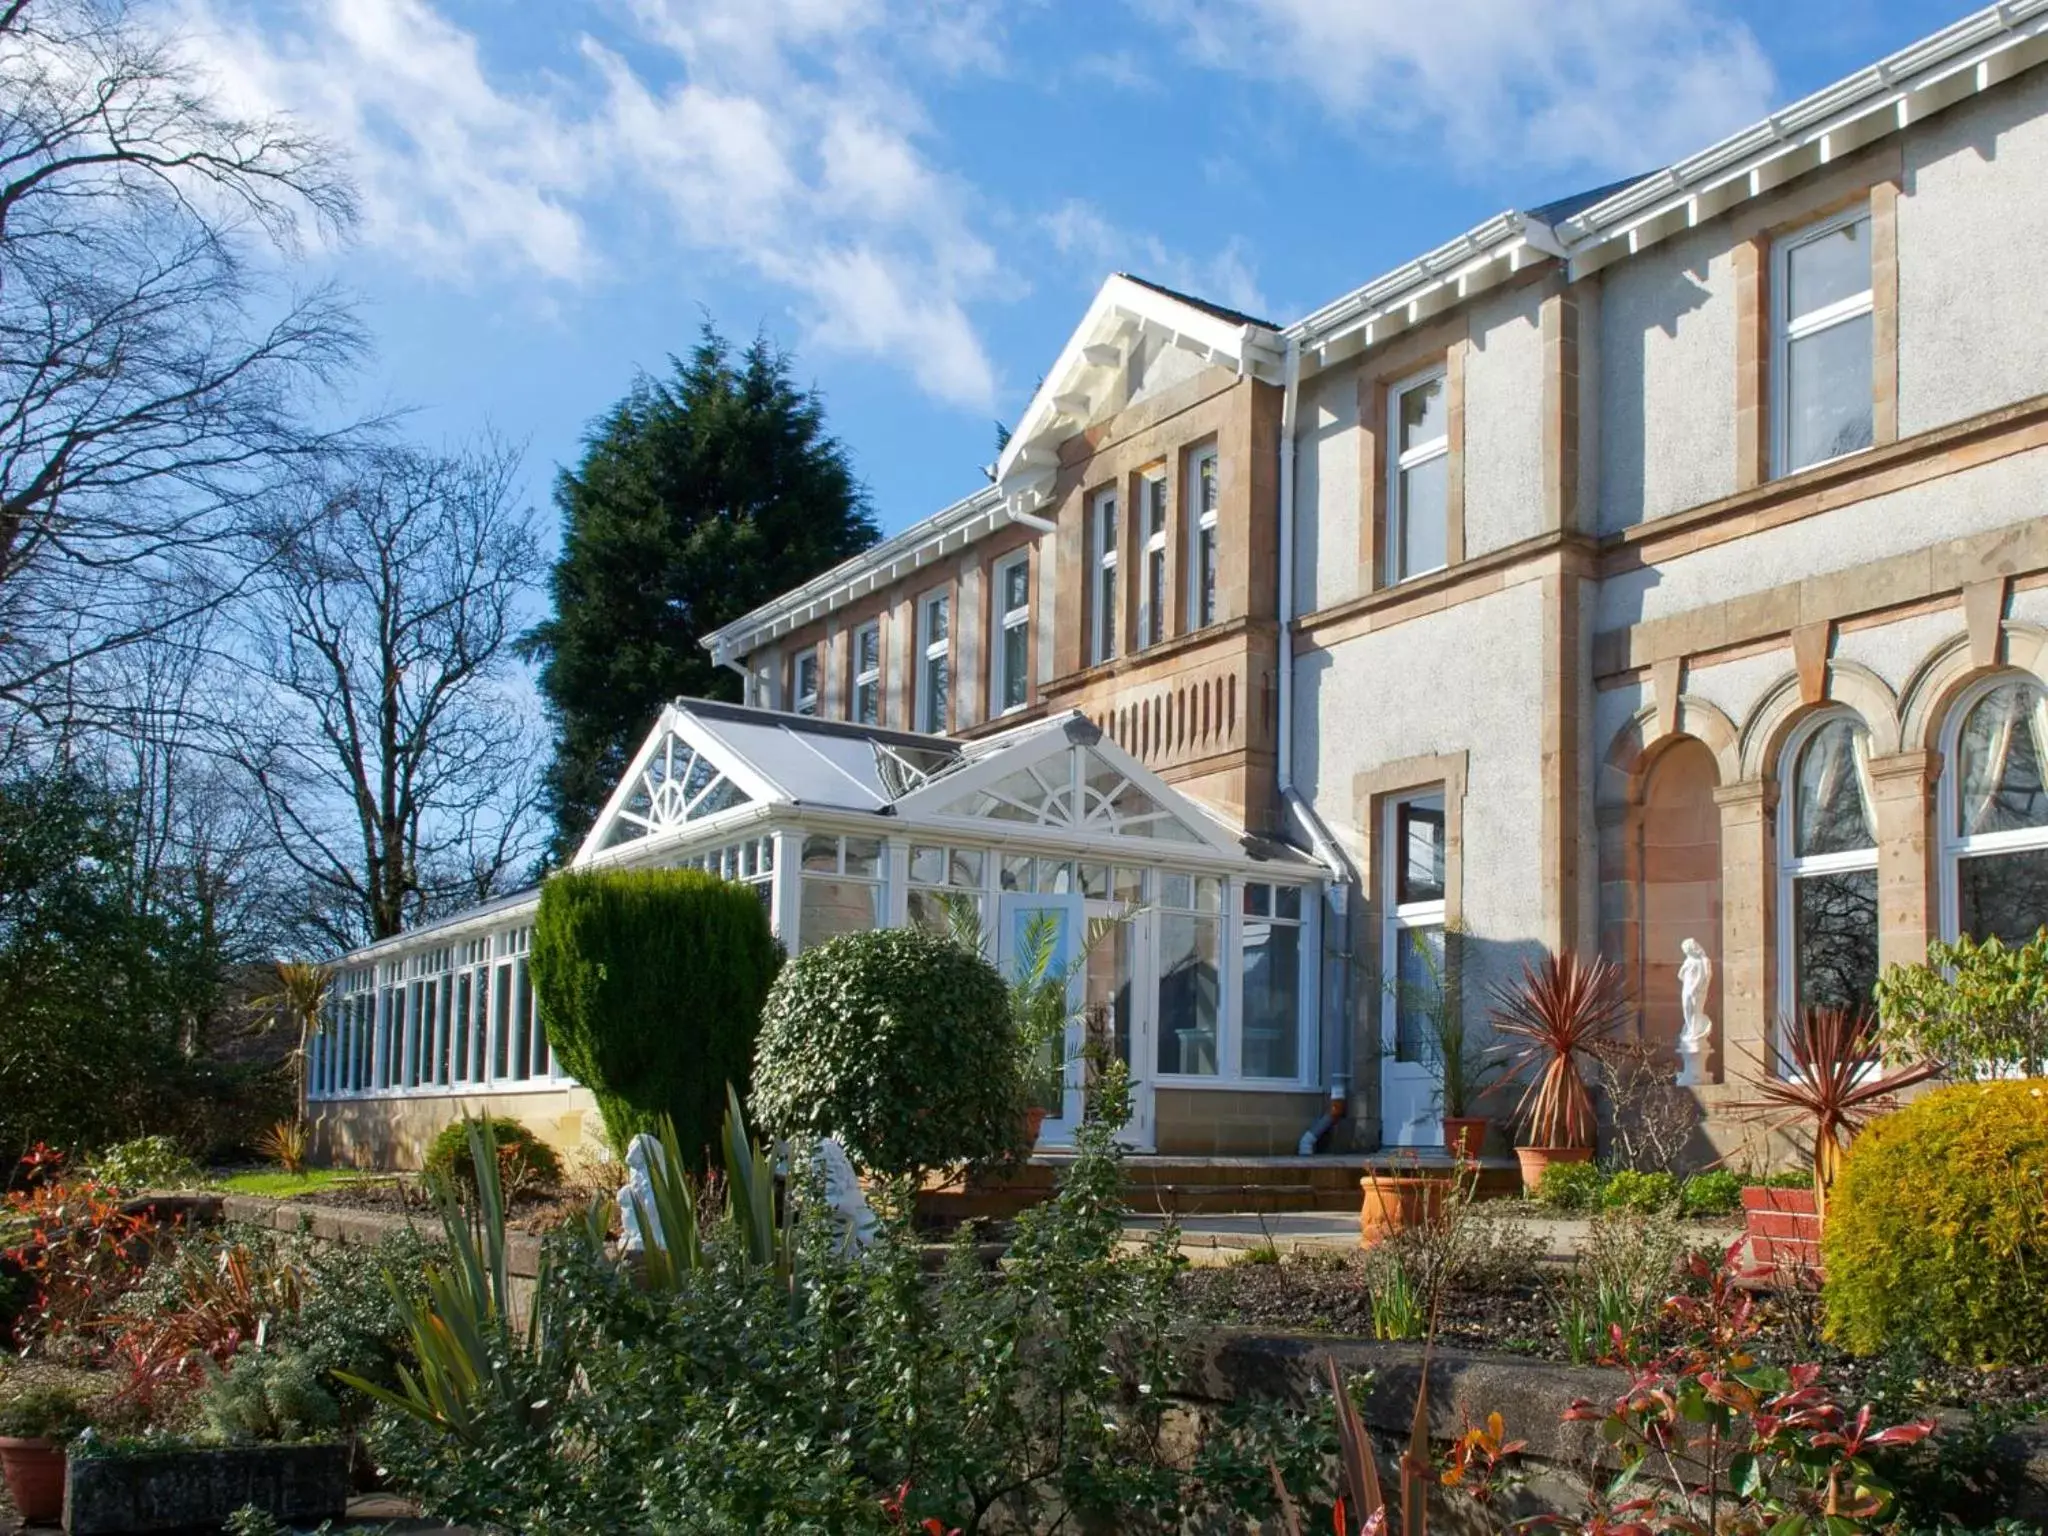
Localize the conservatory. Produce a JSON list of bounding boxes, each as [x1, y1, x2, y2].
[[306, 699, 1329, 1166]]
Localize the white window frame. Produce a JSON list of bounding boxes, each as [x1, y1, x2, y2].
[[1236, 879, 1316, 1084], [916, 588, 950, 735], [1187, 445, 1219, 629], [1774, 709, 1879, 1060], [791, 646, 820, 717], [1938, 673, 2048, 942], [1090, 487, 1119, 665], [1139, 469, 1168, 648], [992, 550, 1031, 715], [852, 621, 882, 726], [1771, 205, 1874, 478], [1380, 790, 1448, 1060], [1386, 367, 1449, 584]]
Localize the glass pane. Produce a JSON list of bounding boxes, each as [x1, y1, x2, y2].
[[1194, 876, 1222, 913], [1001, 855, 1034, 892], [1394, 925, 1444, 1064], [1097, 495, 1117, 547], [1196, 526, 1217, 626], [1113, 866, 1146, 905], [926, 596, 949, 643], [854, 679, 879, 726], [1787, 216, 1870, 320], [1147, 550, 1166, 645], [907, 887, 981, 943], [1785, 313, 1874, 471], [1958, 681, 2048, 837], [1395, 797, 1446, 905], [1002, 621, 1029, 709], [802, 834, 839, 872], [798, 876, 883, 952], [1079, 862, 1110, 899], [923, 655, 948, 731], [842, 837, 882, 877], [1035, 859, 1074, 895], [1197, 453, 1218, 515], [1398, 375, 1446, 451], [1243, 881, 1271, 918], [1792, 869, 1879, 1016], [856, 625, 880, 674], [1145, 475, 1166, 536], [1242, 910, 1301, 1079], [1097, 565, 1117, 660], [948, 847, 984, 886], [1794, 717, 1875, 856], [1161, 872, 1193, 910], [1003, 558, 1029, 613], [1156, 912, 1220, 1076], [1395, 455, 1448, 577], [1276, 885, 1303, 922], [1958, 847, 2048, 946], [909, 845, 945, 885]]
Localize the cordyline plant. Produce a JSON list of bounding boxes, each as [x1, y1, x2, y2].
[[1732, 1008, 1937, 1217], [1490, 953, 1630, 1150]]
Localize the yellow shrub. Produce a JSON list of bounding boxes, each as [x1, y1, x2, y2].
[[1822, 1079, 2048, 1364]]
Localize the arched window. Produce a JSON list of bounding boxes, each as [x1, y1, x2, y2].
[[1942, 676, 2048, 943], [1777, 713, 1880, 1027]]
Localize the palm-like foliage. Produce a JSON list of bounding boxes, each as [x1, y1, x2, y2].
[[252, 961, 334, 1120], [1733, 1007, 1937, 1216], [1488, 952, 1630, 1150]]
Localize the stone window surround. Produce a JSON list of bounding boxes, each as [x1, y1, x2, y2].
[[1353, 751, 1469, 1072], [1732, 148, 1903, 493], [1356, 315, 1469, 596]]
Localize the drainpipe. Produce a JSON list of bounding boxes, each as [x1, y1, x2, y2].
[[1275, 334, 1361, 1155]]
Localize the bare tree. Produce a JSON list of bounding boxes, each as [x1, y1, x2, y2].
[[237, 442, 547, 948], [0, 0, 366, 724]]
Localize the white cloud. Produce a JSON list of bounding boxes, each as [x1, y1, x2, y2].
[[1137, 0, 1779, 175], [179, 0, 1005, 411], [1044, 199, 1271, 322]]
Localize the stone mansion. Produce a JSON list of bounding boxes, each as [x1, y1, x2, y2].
[[308, 3, 2048, 1168]]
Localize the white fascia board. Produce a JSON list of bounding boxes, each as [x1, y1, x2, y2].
[[701, 487, 1004, 667], [1558, 0, 2048, 274], [993, 275, 1284, 499], [570, 703, 790, 868]]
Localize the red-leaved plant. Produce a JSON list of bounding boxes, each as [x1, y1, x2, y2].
[[1529, 1238, 1934, 1536], [1490, 953, 1631, 1151], [2, 1146, 172, 1351], [1732, 1007, 1937, 1217]]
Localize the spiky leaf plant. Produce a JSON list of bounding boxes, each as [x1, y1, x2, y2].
[[1488, 952, 1630, 1151]]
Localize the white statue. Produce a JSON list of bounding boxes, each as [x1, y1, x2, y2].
[[616, 1132, 666, 1254], [1676, 938, 1713, 1088], [813, 1136, 879, 1255]]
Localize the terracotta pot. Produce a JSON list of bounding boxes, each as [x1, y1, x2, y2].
[[1358, 1174, 1448, 1246], [1022, 1105, 1049, 1145], [0, 1435, 65, 1524], [1441, 1117, 1489, 1159], [1742, 1184, 1824, 1279], [1514, 1144, 1592, 1195]]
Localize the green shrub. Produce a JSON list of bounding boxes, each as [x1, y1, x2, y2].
[[1874, 929, 2048, 1079], [91, 1135, 203, 1192], [1678, 1169, 1743, 1218], [533, 868, 780, 1161], [752, 927, 1024, 1177], [199, 1350, 341, 1444], [1751, 1168, 1812, 1189], [1824, 1079, 2048, 1364], [422, 1116, 562, 1192], [0, 1382, 92, 1439], [1600, 1168, 1679, 1212], [1528, 1158, 1604, 1212]]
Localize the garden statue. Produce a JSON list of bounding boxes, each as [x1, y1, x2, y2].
[[815, 1135, 879, 1254], [616, 1132, 665, 1254], [1676, 938, 1713, 1088]]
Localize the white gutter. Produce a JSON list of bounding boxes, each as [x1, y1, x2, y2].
[[1274, 334, 1360, 1148]]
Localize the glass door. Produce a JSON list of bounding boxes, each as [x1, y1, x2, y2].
[[1000, 891, 1083, 1146]]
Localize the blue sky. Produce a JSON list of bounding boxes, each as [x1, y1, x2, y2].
[[189, 0, 1972, 539]]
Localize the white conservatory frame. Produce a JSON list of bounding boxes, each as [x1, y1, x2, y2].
[[309, 700, 1326, 1144]]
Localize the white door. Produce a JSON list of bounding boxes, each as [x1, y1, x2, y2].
[[1380, 922, 1444, 1147], [998, 892, 1154, 1151]]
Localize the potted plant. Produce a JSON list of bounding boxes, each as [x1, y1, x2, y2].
[[0, 1383, 91, 1524], [1489, 950, 1629, 1194], [1385, 926, 1504, 1157], [1732, 1006, 1936, 1277], [1357, 1154, 1454, 1245]]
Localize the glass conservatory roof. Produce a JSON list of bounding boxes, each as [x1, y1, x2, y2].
[[576, 698, 1294, 866]]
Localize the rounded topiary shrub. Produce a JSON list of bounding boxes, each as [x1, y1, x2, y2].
[[1823, 1079, 2048, 1364], [422, 1115, 563, 1192], [752, 927, 1025, 1177]]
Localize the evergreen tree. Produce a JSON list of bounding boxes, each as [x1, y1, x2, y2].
[[522, 328, 878, 861]]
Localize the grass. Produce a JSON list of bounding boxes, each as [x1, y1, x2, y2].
[[216, 1168, 376, 1197]]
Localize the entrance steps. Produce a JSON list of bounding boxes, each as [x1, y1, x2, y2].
[[919, 1151, 1522, 1222]]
